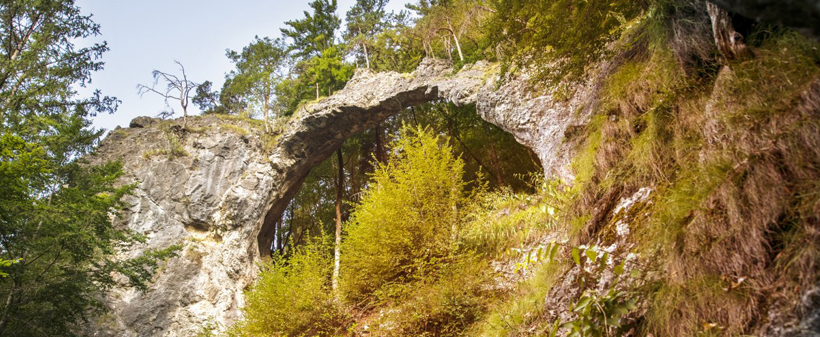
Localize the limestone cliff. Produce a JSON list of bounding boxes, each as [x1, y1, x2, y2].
[[86, 58, 598, 336]]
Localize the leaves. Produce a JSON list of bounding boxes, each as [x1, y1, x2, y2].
[[487, 0, 647, 89], [572, 247, 582, 265], [585, 248, 598, 262], [613, 260, 626, 276], [0, 2, 175, 335], [563, 288, 637, 337], [281, 0, 341, 60], [230, 239, 345, 336], [340, 125, 466, 302], [223, 37, 289, 121]]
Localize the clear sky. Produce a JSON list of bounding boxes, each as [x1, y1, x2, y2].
[[75, 0, 414, 132]]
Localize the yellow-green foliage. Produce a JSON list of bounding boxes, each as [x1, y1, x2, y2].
[[141, 130, 189, 160], [563, 25, 820, 336], [228, 239, 344, 337], [489, 0, 648, 89], [646, 275, 756, 336], [460, 191, 550, 256], [213, 113, 266, 130], [167, 132, 188, 157], [141, 148, 168, 160], [723, 31, 820, 120], [460, 179, 573, 336], [372, 256, 496, 336], [471, 259, 568, 336], [461, 178, 569, 257], [340, 126, 466, 303]]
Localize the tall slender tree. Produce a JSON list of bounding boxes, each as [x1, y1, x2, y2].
[[332, 148, 344, 295], [226, 37, 288, 132], [280, 0, 341, 60], [344, 0, 389, 69]]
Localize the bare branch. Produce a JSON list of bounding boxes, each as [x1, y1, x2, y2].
[[137, 61, 200, 126]]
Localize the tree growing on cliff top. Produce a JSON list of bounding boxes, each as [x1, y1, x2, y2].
[[225, 37, 289, 132], [137, 61, 199, 126], [0, 1, 177, 335], [344, 0, 390, 69]]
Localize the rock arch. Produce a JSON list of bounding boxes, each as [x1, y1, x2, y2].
[[87, 58, 597, 336]]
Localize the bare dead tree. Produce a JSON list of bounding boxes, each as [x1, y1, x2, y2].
[[438, 20, 464, 62], [137, 61, 198, 126]]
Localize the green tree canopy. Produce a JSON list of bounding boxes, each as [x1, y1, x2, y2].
[[344, 0, 389, 68], [0, 1, 176, 335], [225, 36, 288, 130], [280, 0, 341, 60]]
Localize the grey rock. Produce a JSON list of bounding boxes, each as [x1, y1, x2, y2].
[[129, 116, 156, 128]]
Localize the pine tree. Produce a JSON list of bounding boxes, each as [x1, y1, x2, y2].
[[344, 0, 389, 69], [225, 37, 288, 131], [280, 0, 341, 60]]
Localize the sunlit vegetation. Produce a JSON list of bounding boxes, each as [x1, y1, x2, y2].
[[226, 239, 345, 337], [232, 124, 550, 336], [227, 0, 820, 335], [0, 2, 181, 335], [5, 0, 820, 335]]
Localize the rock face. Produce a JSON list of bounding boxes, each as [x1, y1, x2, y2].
[[88, 118, 276, 336], [87, 58, 598, 336]]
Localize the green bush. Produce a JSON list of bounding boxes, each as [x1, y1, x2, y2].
[[340, 125, 466, 303], [489, 0, 647, 89], [461, 177, 569, 257], [379, 257, 495, 336], [228, 238, 344, 337]]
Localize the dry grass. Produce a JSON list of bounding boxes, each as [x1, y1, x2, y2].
[[564, 24, 820, 335]]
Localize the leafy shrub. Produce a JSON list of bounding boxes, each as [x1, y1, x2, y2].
[[470, 258, 568, 336], [379, 257, 495, 336], [488, 0, 647, 88], [340, 125, 466, 303], [558, 247, 638, 337], [461, 177, 569, 257], [228, 238, 344, 337]]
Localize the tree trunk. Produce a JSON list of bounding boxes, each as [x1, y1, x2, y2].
[[488, 143, 505, 187], [332, 149, 344, 295], [263, 95, 270, 133], [707, 2, 751, 61], [348, 151, 359, 203], [448, 20, 464, 62], [181, 101, 188, 128], [375, 123, 386, 163], [359, 28, 371, 69], [363, 42, 371, 69], [281, 201, 294, 252], [445, 36, 453, 61], [0, 281, 17, 335]]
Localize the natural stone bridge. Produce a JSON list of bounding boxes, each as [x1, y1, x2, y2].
[[87, 58, 597, 336]]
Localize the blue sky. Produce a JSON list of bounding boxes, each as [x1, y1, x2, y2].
[[75, 0, 414, 132]]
